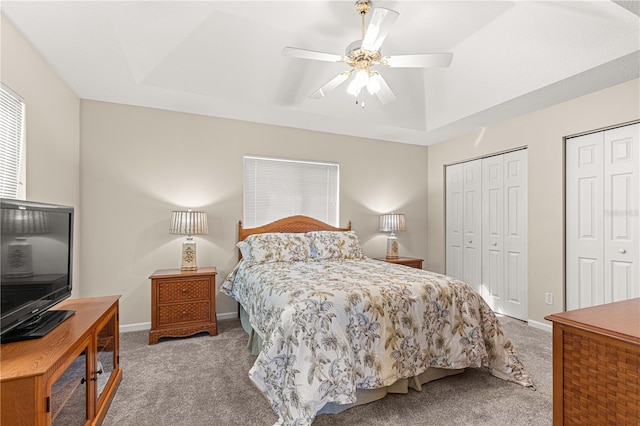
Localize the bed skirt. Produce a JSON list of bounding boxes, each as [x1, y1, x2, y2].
[[239, 306, 464, 415]]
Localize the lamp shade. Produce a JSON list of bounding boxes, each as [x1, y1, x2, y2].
[[379, 213, 406, 232], [169, 210, 209, 236], [1, 209, 50, 234]]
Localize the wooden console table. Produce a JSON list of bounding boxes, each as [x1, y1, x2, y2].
[[1, 295, 122, 426], [545, 298, 640, 425]]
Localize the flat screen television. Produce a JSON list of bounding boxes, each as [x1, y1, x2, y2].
[[1, 199, 75, 343]]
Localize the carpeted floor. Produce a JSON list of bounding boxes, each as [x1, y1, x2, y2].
[[103, 316, 552, 426]]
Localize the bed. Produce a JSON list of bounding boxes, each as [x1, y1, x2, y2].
[[221, 215, 534, 426]]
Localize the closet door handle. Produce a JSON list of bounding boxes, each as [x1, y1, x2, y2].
[[619, 248, 627, 254]]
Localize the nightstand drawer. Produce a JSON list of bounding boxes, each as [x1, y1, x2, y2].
[[157, 278, 210, 303], [157, 301, 210, 326]]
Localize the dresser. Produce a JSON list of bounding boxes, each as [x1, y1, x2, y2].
[[545, 298, 640, 425], [149, 267, 217, 344]]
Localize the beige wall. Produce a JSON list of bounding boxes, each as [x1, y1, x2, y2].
[[427, 78, 640, 326], [1, 16, 81, 297], [6, 11, 638, 328], [80, 100, 428, 326]]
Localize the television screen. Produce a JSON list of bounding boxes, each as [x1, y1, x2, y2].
[[1, 199, 74, 342]]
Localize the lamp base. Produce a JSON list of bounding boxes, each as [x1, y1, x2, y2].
[[180, 238, 198, 271], [6, 238, 34, 278], [385, 234, 399, 259]]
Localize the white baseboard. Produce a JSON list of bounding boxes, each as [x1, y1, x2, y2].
[[528, 319, 552, 332], [120, 322, 150, 333], [216, 311, 238, 321], [119, 311, 238, 333]]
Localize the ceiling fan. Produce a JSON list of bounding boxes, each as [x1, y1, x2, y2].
[[282, 0, 453, 105]]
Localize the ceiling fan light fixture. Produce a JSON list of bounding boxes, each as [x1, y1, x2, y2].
[[366, 75, 381, 94], [347, 80, 361, 97], [282, 0, 452, 104], [347, 69, 371, 97], [354, 69, 369, 85]]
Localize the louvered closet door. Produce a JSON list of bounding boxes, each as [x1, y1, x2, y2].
[[566, 123, 639, 310]]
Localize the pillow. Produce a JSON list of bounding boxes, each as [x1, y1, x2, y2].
[[238, 232, 311, 265], [306, 231, 364, 260], [237, 241, 251, 260]]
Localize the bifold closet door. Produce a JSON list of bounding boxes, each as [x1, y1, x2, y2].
[[446, 163, 464, 280], [481, 150, 528, 320], [481, 155, 504, 313], [447, 150, 528, 320], [501, 150, 528, 320], [566, 123, 639, 310], [446, 160, 482, 292]]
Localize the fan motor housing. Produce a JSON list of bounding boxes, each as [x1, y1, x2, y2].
[[345, 40, 381, 69]]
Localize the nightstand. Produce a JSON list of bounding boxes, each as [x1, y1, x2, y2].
[[374, 257, 423, 269], [149, 267, 217, 344]]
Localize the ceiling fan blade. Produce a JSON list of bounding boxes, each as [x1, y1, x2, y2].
[[371, 74, 396, 105], [361, 8, 399, 52], [384, 53, 453, 68], [282, 47, 343, 62], [309, 72, 351, 99]]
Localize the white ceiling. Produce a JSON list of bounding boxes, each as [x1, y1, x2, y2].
[[2, 1, 639, 146]]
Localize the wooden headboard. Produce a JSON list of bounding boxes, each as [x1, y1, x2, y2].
[[237, 215, 351, 243]]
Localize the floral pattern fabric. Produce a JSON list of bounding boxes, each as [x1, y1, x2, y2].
[[306, 231, 364, 260], [222, 258, 534, 426], [239, 232, 312, 265]]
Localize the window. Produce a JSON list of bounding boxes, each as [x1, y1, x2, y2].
[[243, 155, 339, 228], [0, 84, 25, 199]]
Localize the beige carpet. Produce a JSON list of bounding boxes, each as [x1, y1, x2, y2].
[[103, 316, 552, 425]]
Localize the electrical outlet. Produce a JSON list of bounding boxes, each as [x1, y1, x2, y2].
[[545, 293, 553, 305]]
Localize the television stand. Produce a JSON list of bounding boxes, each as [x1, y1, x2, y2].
[[1, 309, 75, 343], [1, 296, 121, 426]]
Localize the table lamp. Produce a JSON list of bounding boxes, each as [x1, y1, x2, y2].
[[379, 213, 406, 259], [170, 210, 208, 271], [1, 208, 50, 277]]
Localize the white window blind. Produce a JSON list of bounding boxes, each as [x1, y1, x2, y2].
[[0, 84, 25, 199], [243, 155, 339, 228]]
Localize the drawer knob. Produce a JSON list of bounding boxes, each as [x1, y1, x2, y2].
[[182, 288, 188, 293], [182, 311, 187, 315], [492, 242, 497, 246], [619, 248, 626, 254]]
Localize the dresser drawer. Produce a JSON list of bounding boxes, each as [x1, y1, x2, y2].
[[157, 278, 210, 303], [157, 301, 210, 326]]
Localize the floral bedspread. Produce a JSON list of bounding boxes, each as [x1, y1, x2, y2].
[[222, 258, 534, 426]]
